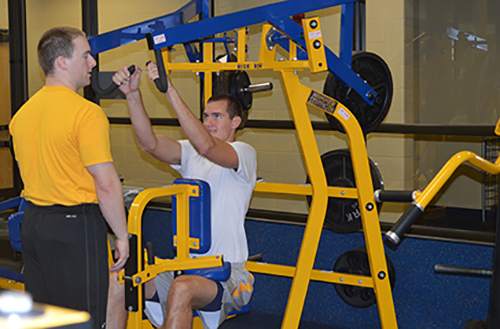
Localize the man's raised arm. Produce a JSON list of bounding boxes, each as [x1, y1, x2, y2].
[[113, 65, 181, 165], [146, 63, 240, 169]]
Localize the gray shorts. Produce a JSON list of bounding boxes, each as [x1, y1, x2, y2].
[[144, 262, 254, 329]]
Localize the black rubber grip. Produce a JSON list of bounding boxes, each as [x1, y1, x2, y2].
[[434, 264, 492, 279], [146, 241, 155, 265], [376, 190, 415, 203], [91, 65, 136, 95], [247, 254, 263, 262], [384, 203, 424, 250]]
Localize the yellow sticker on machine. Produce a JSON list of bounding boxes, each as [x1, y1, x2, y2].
[[307, 91, 337, 115]]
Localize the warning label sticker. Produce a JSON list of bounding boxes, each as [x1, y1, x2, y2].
[[307, 91, 337, 115]]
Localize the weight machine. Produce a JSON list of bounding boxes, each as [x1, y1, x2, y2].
[[80, 0, 399, 327]]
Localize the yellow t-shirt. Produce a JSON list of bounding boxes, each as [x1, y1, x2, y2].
[[9, 86, 113, 206]]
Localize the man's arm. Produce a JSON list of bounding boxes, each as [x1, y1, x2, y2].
[[113, 66, 181, 165], [147, 63, 240, 169], [86, 162, 129, 272]]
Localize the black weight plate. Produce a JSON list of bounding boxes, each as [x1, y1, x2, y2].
[[333, 247, 396, 309], [230, 70, 252, 111], [306, 149, 384, 234], [323, 51, 393, 134], [211, 54, 249, 129], [212, 54, 237, 96], [229, 71, 251, 129], [212, 71, 232, 96]]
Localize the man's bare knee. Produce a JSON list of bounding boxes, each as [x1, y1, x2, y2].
[[168, 277, 193, 304]]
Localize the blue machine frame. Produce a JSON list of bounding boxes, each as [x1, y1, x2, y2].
[[88, 0, 377, 105]]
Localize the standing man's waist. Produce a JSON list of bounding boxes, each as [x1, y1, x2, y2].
[[26, 200, 101, 213]]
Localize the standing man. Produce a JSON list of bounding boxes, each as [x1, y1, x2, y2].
[[107, 63, 256, 329], [9, 27, 129, 329]]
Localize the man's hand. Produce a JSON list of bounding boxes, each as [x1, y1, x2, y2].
[[113, 65, 142, 95], [146, 62, 173, 92], [110, 236, 129, 272]]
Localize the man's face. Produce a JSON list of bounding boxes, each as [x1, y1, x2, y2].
[[203, 100, 239, 142], [66, 35, 96, 90]]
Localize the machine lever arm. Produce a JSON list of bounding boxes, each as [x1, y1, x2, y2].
[[146, 33, 168, 93]]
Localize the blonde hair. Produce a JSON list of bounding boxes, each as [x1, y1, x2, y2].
[[37, 27, 85, 76]]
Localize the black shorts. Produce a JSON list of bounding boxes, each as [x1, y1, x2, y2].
[[22, 201, 108, 329]]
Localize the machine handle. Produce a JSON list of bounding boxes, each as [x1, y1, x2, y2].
[[374, 190, 417, 203], [434, 264, 492, 279], [384, 203, 424, 250], [146, 241, 156, 265], [145, 33, 168, 93], [91, 65, 135, 96]]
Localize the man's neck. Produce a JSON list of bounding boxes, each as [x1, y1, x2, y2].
[[45, 75, 78, 92]]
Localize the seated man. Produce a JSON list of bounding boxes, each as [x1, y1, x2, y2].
[[107, 63, 257, 329]]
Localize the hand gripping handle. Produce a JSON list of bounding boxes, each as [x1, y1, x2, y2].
[[91, 65, 136, 95]]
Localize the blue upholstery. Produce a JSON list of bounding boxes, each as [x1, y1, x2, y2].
[[172, 178, 211, 254], [0, 196, 25, 284], [185, 261, 231, 282], [0, 267, 24, 283], [8, 212, 23, 253], [18, 197, 27, 212], [0, 196, 22, 212], [171, 178, 231, 281], [0, 196, 26, 253]]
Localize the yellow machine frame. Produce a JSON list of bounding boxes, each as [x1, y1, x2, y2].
[[5, 12, 500, 329], [124, 16, 398, 328], [0, 276, 24, 291], [125, 184, 225, 329]]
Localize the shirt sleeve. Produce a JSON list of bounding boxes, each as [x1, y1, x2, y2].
[[170, 140, 191, 176], [78, 107, 113, 167], [231, 142, 257, 184], [8, 116, 18, 162]]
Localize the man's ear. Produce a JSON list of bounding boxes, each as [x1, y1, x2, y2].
[[55, 56, 67, 70], [232, 116, 242, 130]]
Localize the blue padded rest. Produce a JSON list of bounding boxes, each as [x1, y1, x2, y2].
[[185, 261, 231, 282], [8, 212, 23, 253], [0, 267, 24, 283], [172, 178, 211, 254], [0, 197, 21, 212], [19, 197, 27, 212], [0, 196, 26, 253]]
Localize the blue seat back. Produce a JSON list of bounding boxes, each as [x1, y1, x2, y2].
[[0, 196, 26, 253], [8, 212, 23, 253], [172, 178, 211, 254], [19, 198, 27, 212], [0, 197, 21, 212]]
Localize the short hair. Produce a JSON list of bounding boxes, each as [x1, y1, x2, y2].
[[207, 93, 246, 128], [37, 27, 86, 76]]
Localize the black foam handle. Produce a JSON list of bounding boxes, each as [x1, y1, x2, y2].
[[146, 51, 168, 93], [434, 264, 492, 279], [91, 65, 136, 95], [145, 241, 155, 265], [384, 203, 424, 250], [376, 190, 415, 203]]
